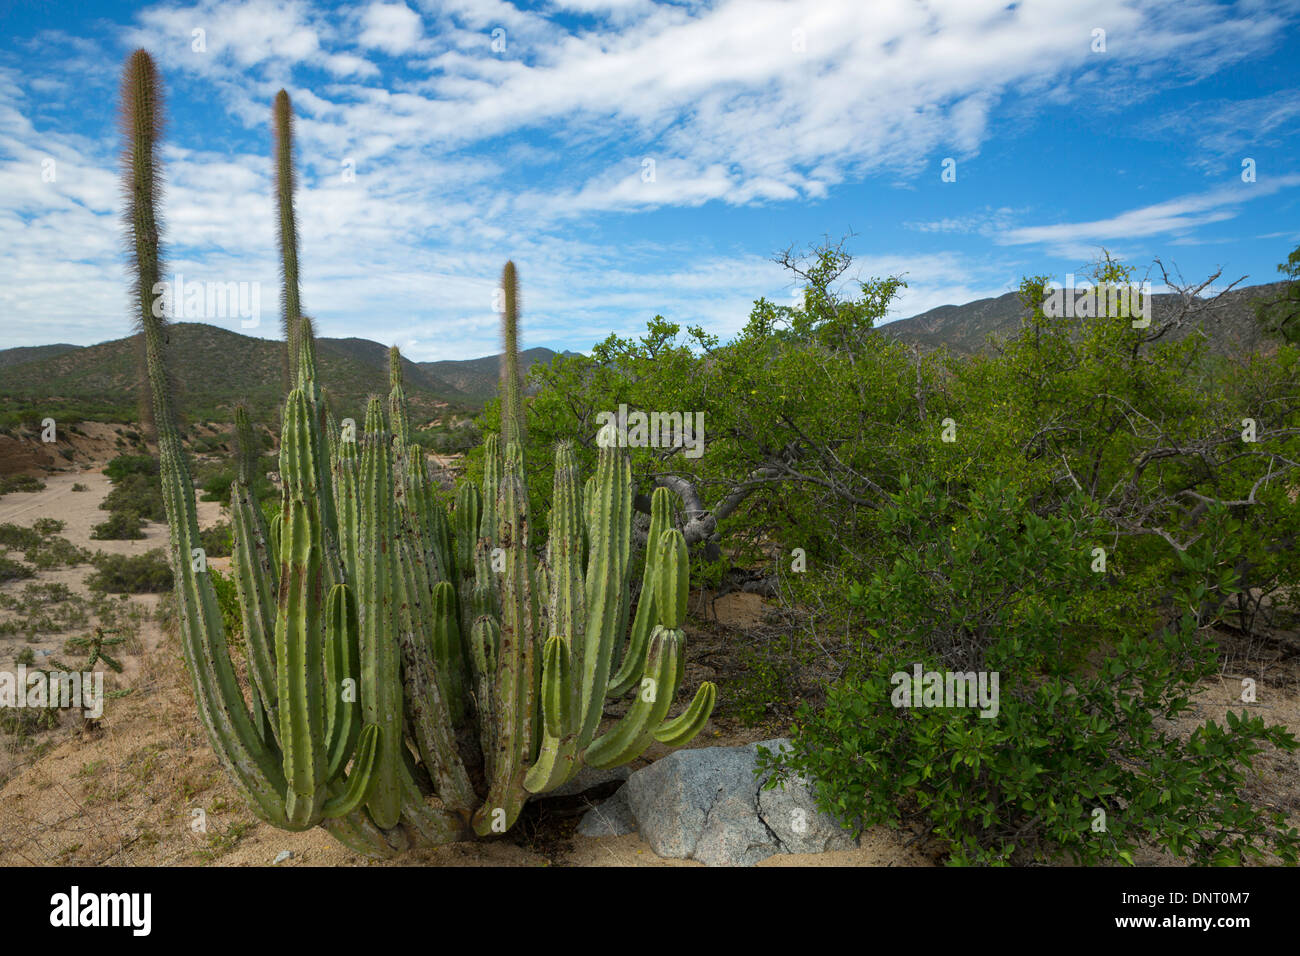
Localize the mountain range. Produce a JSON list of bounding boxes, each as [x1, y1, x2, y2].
[[0, 278, 1289, 424]]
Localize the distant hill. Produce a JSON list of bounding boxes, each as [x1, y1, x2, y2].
[[418, 347, 571, 404], [878, 281, 1290, 356], [0, 344, 80, 370], [2, 278, 1288, 427], [0, 324, 474, 424], [0, 325, 580, 425]]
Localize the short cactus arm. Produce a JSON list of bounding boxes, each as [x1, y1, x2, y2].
[[324, 583, 361, 779], [396, 577, 476, 816], [320, 723, 380, 819], [229, 405, 279, 734], [468, 615, 500, 783], [608, 485, 674, 696], [582, 626, 682, 769], [453, 482, 480, 579]]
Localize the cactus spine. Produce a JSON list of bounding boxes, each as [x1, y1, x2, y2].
[[129, 53, 715, 855]]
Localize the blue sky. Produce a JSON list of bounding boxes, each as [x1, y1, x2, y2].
[[2, 0, 1299, 361]]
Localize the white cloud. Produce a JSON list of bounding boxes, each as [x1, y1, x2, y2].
[[998, 176, 1300, 257], [358, 2, 424, 55]]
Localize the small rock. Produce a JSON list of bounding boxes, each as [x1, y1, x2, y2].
[[273, 850, 293, 864], [577, 788, 636, 837]]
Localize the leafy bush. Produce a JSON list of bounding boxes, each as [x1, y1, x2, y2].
[[0, 475, 45, 495], [209, 566, 242, 645], [0, 555, 34, 583], [199, 522, 232, 558], [32, 517, 64, 536], [101, 472, 164, 522], [760, 477, 1300, 866], [24, 536, 92, 569], [90, 511, 145, 540], [71, 482, 89, 492], [0, 523, 43, 550], [87, 550, 173, 594], [104, 454, 158, 482]]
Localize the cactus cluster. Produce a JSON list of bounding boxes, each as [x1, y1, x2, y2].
[[120, 49, 716, 855]]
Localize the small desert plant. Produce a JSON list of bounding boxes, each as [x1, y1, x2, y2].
[[90, 510, 146, 540], [32, 517, 65, 535], [0, 555, 34, 583], [87, 549, 172, 593], [0, 475, 45, 496], [0, 523, 43, 550], [101, 472, 164, 522]]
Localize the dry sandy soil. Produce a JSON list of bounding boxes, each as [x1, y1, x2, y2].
[[0, 430, 1297, 867]]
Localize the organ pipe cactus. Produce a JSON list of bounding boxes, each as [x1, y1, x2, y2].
[[123, 49, 715, 856]]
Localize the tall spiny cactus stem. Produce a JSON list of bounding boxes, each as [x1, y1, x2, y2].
[[501, 261, 524, 449], [274, 89, 303, 385], [125, 52, 381, 831], [471, 263, 538, 835], [123, 49, 289, 826]]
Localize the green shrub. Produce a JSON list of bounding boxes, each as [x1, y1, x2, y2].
[[0, 523, 43, 550], [14, 647, 35, 666], [104, 454, 158, 482], [199, 522, 232, 558], [0, 475, 45, 495], [209, 566, 242, 645], [0, 555, 35, 583], [90, 511, 146, 540], [24, 536, 93, 569], [87, 550, 173, 594], [100, 472, 164, 522], [761, 476, 1300, 866], [32, 518, 65, 536], [71, 483, 89, 492]]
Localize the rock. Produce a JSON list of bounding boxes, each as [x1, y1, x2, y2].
[[273, 850, 293, 864], [693, 787, 779, 867], [757, 770, 858, 854], [624, 740, 760, 860], [577, 787, 636, 837], [612, 737, 857, 866]]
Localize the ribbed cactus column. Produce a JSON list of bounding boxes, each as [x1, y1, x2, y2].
[[524, 441, 585, 792], [356, 398, 404, 830], [472, 262, 538, 835], [273, 89, 303, 384]]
